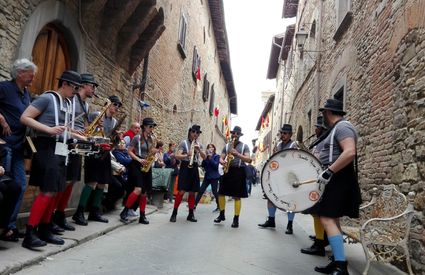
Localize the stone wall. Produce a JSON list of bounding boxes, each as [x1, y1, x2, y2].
[[281, 0, 424, 272]]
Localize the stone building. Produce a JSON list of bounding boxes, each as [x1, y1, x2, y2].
[[261, 0, 424, 272], [0, 0, 236, 218]]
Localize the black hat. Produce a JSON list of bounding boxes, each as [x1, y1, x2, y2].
[[58, 70, 82, 86], [189, 124, 202, 133], [230, 126, 243, 136], [315, 116, 327, 129], [319, 99, 346, 115], [142, 117, 157, 126], [279, 124, 293, 133], [108, 95, 122, 107], [81, 73, 99, 87]]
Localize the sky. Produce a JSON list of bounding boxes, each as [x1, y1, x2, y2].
[[223, 1, 295, 150]]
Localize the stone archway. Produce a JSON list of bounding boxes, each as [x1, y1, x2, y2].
[[16, 0, 86, 72]]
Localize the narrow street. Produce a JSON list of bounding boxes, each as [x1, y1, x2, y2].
[[12, 186, 325, 275]]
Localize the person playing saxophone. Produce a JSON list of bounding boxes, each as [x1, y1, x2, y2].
[[119, 117, 157, 224], [214, 126, 251, 228], [169, 124, 206, 223]]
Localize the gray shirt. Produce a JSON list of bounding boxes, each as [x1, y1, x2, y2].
[[103, 116, 117, 138], [71, 95, 88, 131], [130, 134, 153, 158], [319, 120, 358, 166], [178, 139, 204, 163], [31, 92, 70, 138], [221, 141, 250, 167], [276, 140, 297, 152]]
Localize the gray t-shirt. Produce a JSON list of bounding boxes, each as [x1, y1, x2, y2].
[[71, 95, 88, 131], [31, 92, 70, 138], [129, 134, 153, 158], [276, 140, 297, 152], [178, 139, 204, 163], [319, 120, 358, 166], [103, 116, 117, 138], [221, 141, 250, 167]]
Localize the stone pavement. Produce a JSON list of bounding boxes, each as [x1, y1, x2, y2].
[[0, 187, 409, 275]]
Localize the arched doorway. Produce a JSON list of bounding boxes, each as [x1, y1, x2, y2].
[[31, 23, 71, 95]]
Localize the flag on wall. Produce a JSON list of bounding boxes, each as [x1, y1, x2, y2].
[[196, 65, 201, 81], [261, 116, 265, 129], [225, 127, 230, 139], [265, 114, 270, 127], [214, 106, 220, 117], [222, 115, 228, 126]]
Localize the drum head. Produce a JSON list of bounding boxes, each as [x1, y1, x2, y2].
[[261, 148, 323, 212]]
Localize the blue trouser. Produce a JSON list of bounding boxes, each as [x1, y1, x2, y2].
[[195, 178, 219, 208], [2, 145, 26, 230]]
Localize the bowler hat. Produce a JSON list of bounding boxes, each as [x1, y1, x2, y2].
[[189, 124, 202, 133], [315, 116, 327, 129], [81, 73, 99, 87], [58, 70, 82, 86], [142, 117, 157, 126], [108, 95, 122, 107], [279, 124, 293, 133], [319, 99, 346, 115], [230, 126, 243, 136]]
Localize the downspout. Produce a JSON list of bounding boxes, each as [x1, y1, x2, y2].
[[315, 0, 324, 116]]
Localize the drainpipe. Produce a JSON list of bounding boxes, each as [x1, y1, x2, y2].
[[315, 0, 324, 117]]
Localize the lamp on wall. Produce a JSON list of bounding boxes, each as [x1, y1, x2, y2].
[[138, 100, 150, 111], [295, 27, 309, 49]]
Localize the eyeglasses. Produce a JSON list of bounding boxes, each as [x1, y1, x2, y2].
[[70, 84, 80, 91], [281, 132, 291, 135], [147, 125, 155, 128], [112, 103, 121, 107], [84, 83, 96, 88], [191, 130, 201, 134]]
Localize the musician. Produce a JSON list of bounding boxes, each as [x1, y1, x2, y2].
[[169, 124, 206, 223], [163, 142, 179, 203], [312, 99, 361, 274], [72, 95, 122, 225], [52, 73, 97, 232], [119, 117, 158, 224], [20, 70, 82, 249], [214, 126, 251, 228], [0, 58, 36, 242], [258, 124, 298, 234], [301, 116, 329, 256]]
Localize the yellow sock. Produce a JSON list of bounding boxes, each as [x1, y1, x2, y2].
[[313, 215, 325, 240], [234, 199, 241, 216], [219, 195, 226, 211]]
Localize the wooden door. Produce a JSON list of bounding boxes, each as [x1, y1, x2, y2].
[[31, 23, 70, 95]]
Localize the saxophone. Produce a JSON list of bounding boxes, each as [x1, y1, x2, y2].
[[188, 139, 197, 168], [140, 133, 157, 172], [85, 96, 111, 137], [223, 137, 236, 174]]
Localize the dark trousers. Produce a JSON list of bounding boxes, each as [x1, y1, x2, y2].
[[0, 178, 21, 228], [102, 175, 125, 211], [195, 178, 219, 208]]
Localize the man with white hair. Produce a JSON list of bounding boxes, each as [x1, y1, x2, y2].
[[0, 58, 37, 242]]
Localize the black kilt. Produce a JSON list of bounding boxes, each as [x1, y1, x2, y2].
[[66, 154, 82, 182], [218, 166, 248, 198], [308, 164, 362, 218], [177, 161, 200, 192], [128, 159, 152, 193], [84, 152, 112, 184], [29, 137, 66, 193]]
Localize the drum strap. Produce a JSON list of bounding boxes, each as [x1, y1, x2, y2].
[[328, 120, 352, 164], [239, 143, 245, 167], [48, 92, 71, 142]]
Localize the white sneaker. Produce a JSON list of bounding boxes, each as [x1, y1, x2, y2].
[[128, 209, 139, 217]]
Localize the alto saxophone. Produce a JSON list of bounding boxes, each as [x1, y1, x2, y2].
[[141, 133, 157, 173], [223, 137, 236, 174], [85, 96, 111, 137], [188, 139, 197, 168]]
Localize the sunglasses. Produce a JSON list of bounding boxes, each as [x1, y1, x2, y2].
[[70, 84, 80, 91], [112, 102, 121, 107], [281, 132, 291, 135], [191, 130, 201, 134], [147, 125, 155, 128], [84, 83, 96, 88]]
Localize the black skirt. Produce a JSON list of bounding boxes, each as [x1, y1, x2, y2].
[[177, 161, 200, 192], [128, 159, 152, 193], [308, 164, 362, 218], [66, 154, 82, 182], [218, 166, 248, 198], [29, 137, 66, 193], [84, 152, 112, 185]]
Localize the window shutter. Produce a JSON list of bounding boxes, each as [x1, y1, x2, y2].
[[202, 74, 209, 102], [209, 85, 215, 115]]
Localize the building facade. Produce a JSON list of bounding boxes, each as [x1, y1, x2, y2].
[[0, 0, 236, 216], [261, 0, 424, 272]]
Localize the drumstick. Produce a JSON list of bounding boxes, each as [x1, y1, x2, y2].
[[292, 179, 316, 188], [65, 112, 85, 128]]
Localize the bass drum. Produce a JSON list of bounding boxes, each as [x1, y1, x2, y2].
[[261, 148, 323, 212]]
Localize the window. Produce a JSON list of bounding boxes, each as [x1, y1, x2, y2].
[[334, 0, 353, 40], [177, 13, 188, 58], [334, 86, 345, 109], [310, 20, 316, 39], [192, 46, 201, 81], [209, 85, 215, 116], [202, 74, 209, 102], [173, 104, 177, 114], [307, 110, 312, 137]]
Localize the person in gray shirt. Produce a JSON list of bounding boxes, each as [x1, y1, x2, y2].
[[311, 99, 361, 275]]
